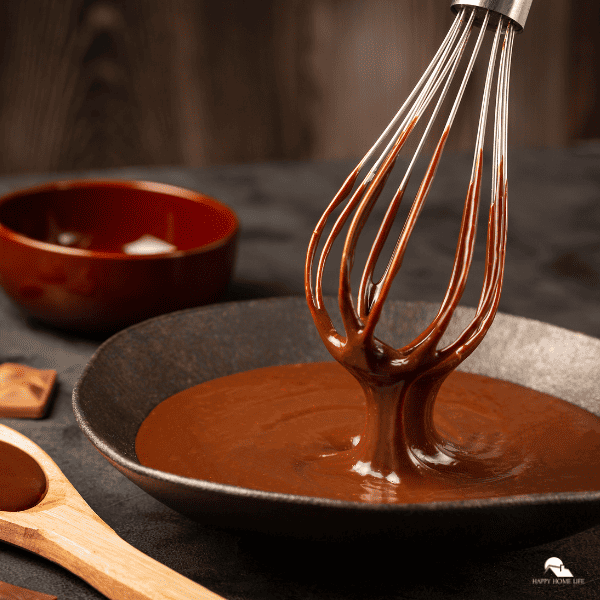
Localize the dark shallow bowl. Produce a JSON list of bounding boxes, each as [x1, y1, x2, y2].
[[0, 180, 238, 333], [73, 297, 600, 549]]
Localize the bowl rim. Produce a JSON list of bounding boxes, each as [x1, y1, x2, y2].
[[0, 178, 239, 260], [72, 296, 600, 515]]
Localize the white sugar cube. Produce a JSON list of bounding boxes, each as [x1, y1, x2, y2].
[[122, 234, 177, 255]]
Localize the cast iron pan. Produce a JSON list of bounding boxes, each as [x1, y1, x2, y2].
[[73, 297, 600, 550]]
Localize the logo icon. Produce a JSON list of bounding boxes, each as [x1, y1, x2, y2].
[[544, 558, 573, 578], [532, 558, 584, 585]]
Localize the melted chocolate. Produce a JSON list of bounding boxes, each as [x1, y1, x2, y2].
[[0, 441, 47, 511], [303, 92, 507, 481], [136, 362, 600, 504], [136, 81, 589, 504]]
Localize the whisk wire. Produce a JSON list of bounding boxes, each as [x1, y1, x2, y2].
[[414, 12, 503, 352], [306, 8, 474, 328], [305, 1, 528, 479], [439, 18, 515, 363], [355, 9, 493, 332], [339, 9, 480, 333], [361, 9, 466, 178], [367, 8, 472, 190], [306, 6, 518, 369]]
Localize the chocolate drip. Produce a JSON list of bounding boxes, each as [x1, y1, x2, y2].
[[305, 115, 507, 481]]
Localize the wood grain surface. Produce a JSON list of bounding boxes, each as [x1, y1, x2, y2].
[[0, 580, 57, 600], [0, 0, 595, 174]]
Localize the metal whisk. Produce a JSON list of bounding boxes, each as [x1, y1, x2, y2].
[[305, 1, 533, 479]]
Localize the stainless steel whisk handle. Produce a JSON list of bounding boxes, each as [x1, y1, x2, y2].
[[451, 0, 533, 32]]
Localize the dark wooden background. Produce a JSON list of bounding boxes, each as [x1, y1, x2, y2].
[[0, 0, 597, 175]]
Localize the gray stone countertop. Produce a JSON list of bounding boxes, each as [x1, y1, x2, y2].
[[0, 145, 599, 599]]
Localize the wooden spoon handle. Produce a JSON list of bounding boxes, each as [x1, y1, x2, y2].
[[17, 505, 225, 600]]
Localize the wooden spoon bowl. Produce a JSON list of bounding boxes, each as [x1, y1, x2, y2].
[[0, 424, 224, 600]]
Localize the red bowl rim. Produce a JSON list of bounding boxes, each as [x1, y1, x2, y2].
[[0, 179, 239, 260]]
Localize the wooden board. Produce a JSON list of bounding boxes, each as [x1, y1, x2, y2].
[[0, 0, 594, 174]]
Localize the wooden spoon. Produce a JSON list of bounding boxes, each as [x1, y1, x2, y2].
[[0, 423, 225, 600]]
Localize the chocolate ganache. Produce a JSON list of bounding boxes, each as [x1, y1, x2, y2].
[[135, 152, 600, 503], [137, 97, 600, 504], [0, 441, 47, 511], [135, 362, 600, 504]]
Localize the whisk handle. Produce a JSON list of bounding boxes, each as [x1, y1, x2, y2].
[[451, 0, 533, 32]]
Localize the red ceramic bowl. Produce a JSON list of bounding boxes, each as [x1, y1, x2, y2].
[[0, 180, 239, 333]]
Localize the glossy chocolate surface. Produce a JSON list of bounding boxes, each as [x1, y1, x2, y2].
[[305, 113, 506, 482], [0, 441, 47, 511], [136, 362, 600, 504], [73, 298, 600, 546]]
